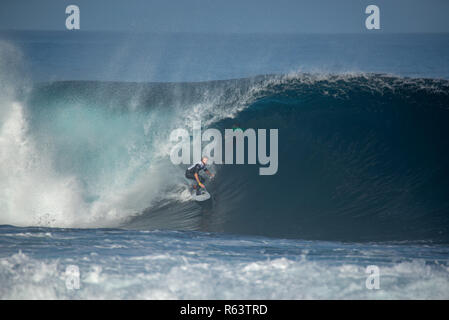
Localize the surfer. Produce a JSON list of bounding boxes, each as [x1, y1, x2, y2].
[[185, 156, 214, 195]]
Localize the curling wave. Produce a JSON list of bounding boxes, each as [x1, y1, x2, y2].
[[1, 61, 449, 242]]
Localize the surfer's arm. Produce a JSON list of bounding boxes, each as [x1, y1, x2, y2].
[[205, 169, 214, 177]]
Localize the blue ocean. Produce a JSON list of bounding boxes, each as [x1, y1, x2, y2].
[[1, 31, 449, 299]]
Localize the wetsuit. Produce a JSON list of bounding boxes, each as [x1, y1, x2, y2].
[[185, 162, 209, 192]]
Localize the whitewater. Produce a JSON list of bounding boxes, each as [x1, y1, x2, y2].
[[1, 32, 449, 299]]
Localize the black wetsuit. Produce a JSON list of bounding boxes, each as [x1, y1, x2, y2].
[[185, 162, 208, 189]]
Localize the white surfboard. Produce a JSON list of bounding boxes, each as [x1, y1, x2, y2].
[[192, 189, 211, 201]]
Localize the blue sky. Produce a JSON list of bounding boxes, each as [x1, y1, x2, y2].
[[1, 0, 449, 33]]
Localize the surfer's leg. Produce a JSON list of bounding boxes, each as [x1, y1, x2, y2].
[[186, 171, 196, 188], [196, 176, 205, 195], [198, 175, 205, 188]]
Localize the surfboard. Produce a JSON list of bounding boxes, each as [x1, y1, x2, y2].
[[192, 189, 211, 201]]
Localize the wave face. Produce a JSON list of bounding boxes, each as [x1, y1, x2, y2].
[[2, 66, 449, 242], [207, 75, 449, 242]]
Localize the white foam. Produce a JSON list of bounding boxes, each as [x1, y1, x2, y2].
[[0, 42, 181, 228], [0, 43, 91, 228], [1, 250, 448, 299]]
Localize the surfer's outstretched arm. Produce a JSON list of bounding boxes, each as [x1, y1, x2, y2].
[[205, 169, 214, 178]]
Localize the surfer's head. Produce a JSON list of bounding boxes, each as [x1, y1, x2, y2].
[[201, 156, 208, 165]]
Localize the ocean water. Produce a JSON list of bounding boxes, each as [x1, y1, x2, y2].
[[0, 31, 449, 299]]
